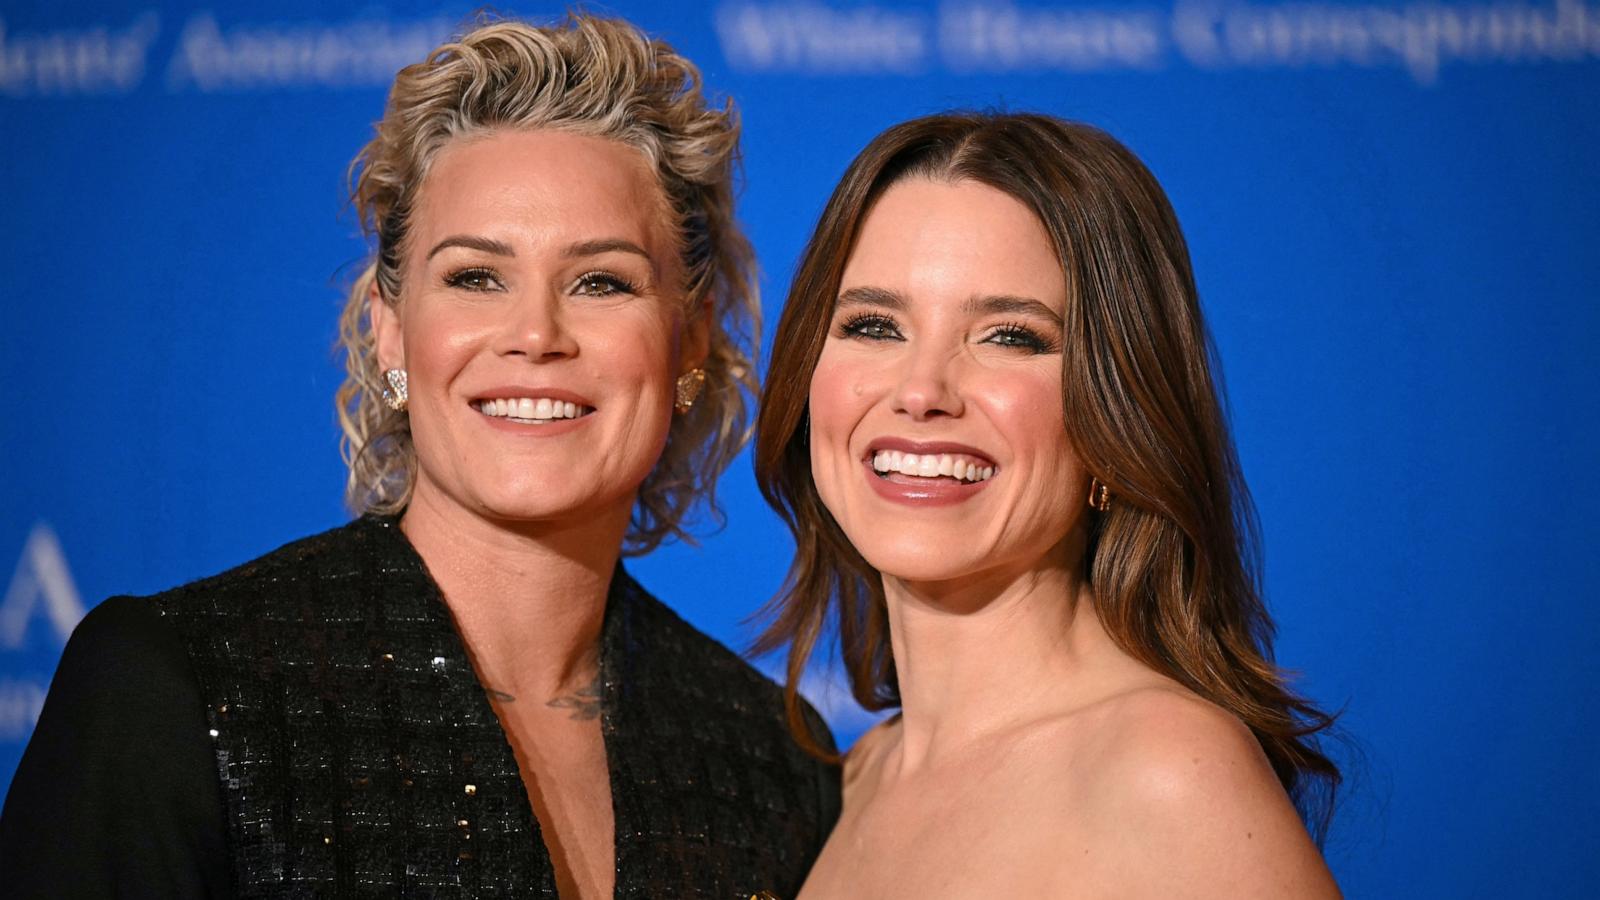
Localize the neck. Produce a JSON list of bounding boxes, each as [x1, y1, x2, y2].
[[400, 481, 631, 701], [883, 532, 1103, 770]]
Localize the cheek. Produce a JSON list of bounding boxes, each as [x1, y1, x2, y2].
[[987, 369, 1069, 454], [984, 368, 1084, 526], [401, 303, 487, 380]]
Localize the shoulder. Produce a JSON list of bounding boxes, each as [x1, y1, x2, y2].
[[0, 596, 230, 891], [1062, 687, 1339, 897], [151, 516, 398, 619], [37, 594, 195, 710]]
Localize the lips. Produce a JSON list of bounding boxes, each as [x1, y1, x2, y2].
[[864, 439, 997, 483], [471, 386, 595, 427], [861, 438, 998, 506]]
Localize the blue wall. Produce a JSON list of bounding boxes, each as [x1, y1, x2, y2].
[[3, 1, 1597, 894]]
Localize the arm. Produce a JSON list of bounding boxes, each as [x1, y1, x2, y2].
[[0, 596, 230, 898]]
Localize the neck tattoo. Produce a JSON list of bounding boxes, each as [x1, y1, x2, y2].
[[546, 675, 603, 721]]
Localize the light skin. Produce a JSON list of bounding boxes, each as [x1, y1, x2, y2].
[[797, 178, 1340, 898], [371, 128, 708, 900]]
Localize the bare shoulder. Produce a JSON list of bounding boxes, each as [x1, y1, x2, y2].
[[1062, 687, 1341, 898]]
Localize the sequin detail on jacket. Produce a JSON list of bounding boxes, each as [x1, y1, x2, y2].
[[152, 516, 840, 897]]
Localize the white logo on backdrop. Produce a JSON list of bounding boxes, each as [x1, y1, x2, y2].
[[0, 13, 158, 96], [716, 0, 1600, 85], [3, 2, 1597, 96], [164, 12, 451, 91], [1, 523, 84, 650], [0, 12, 450, 96], [0, 524, 85, 740]]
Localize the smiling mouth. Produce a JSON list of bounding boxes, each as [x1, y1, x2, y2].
[[475, 397, 594, 423], [870, 449, 995, 483]]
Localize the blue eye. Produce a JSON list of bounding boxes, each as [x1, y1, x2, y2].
[[572, 271, 639, 297], [443, 267, 502, 291], [839, 313, 903, 341], [984, 324, 1057, 354]]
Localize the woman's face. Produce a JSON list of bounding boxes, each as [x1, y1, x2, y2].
[[373, 129, 702, 529], [808, 178, 1088, 586]]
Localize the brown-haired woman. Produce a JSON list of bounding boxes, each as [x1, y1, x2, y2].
[[0, 16, 836, 898], [755, 112, 1341, 897]]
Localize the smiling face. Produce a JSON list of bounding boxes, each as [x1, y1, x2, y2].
[[808, 177, 1089, 586], [372, 129, 703, 530]]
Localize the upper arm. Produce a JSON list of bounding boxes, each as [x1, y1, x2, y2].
[[1080, 692, 1339, 899], [0, 595, 230, 898]]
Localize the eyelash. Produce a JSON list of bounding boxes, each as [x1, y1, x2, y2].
[[442, 266, 501, 291], [440, 268, 641, 296], [837, 313, 1059, 354], [572, 270, 640, 297], [986, 322, 1059, 353], [838, 313, 901, 340]]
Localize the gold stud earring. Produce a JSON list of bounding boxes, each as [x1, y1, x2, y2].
[[1088, 477, 1112, 512], [674, 368, 707, 414], [383, 368, 408, 412]]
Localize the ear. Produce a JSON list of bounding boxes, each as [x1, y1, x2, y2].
[[369, 276, 404, 372], [681, 296, 713, 374]]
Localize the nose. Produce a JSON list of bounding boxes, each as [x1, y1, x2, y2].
[[891, 343, 963, 420], [498, 287, 577, 361]]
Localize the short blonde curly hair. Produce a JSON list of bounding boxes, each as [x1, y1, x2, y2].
[[336, 14, 758, 555]]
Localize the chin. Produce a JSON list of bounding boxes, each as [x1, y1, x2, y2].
[[850, 532, 992, 586]]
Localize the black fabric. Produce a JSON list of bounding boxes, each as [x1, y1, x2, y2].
[[0, 516, 839, 898], [0, 595, 231, 898]]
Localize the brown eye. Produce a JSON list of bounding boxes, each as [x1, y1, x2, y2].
[[572, 271, 638, 296], [443, 267, 501, 291]]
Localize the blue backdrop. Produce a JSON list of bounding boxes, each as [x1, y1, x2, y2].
[[3, 0, 1597, 895]]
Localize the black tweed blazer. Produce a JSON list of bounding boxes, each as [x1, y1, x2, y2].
[[0, 516, 839, 898]]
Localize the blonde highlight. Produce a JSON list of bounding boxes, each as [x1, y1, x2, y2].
[[336, 15, 758, 553]]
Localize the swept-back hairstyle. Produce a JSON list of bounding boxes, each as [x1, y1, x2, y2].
[[754, 112, 1339, 836], [336, 15, 758, 554]]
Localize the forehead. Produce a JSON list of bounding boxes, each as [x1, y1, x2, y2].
[[410, 129, 672, 254], [841, 177, 1065, 309]]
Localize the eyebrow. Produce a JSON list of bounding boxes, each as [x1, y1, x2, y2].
[[837, 285, 1062, 326], [963, 294, 1063, 327], [837, 285, 905, 310], [424, 235, 654, 263], [426, 235, 514, 260], [562, 238, 653, 262]]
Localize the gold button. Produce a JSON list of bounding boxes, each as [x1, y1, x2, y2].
[[463, 784, 477, 796]]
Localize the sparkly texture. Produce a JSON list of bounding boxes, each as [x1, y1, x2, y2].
[[152, 515, 839, 897]]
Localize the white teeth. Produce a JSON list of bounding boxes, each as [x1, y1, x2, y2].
[[477, 398, 590, 421], [870, 450, 995, 482]]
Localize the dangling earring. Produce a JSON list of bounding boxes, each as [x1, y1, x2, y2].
[[382, 368, 409, 412], [674, 368, 707, 414], [1088, 477, 1112, 512]]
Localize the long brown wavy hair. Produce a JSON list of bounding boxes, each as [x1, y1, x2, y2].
[[753, 111, 1339, 838]]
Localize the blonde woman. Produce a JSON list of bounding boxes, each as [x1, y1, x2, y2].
[[0, 16, 838, 898]]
